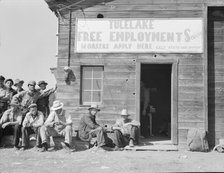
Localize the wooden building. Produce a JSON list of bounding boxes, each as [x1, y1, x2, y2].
[[45, 0, 224, 148]]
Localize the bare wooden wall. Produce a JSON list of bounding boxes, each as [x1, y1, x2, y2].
[[54, 0, 210, 145]]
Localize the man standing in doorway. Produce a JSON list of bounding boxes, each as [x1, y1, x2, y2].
[[140, 81, 150, 138]]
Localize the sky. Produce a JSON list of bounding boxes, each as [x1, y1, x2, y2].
[[0, 0, 58, 88]]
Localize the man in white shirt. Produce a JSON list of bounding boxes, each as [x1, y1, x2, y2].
[[39, 100, 72, 152], [20, 103, 44, 150], [112, 109, 140, 150]]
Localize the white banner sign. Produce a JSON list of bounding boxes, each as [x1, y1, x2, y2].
[[75, 18, 203, 53]]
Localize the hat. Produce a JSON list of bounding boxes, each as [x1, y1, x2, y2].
[[38, 80, 48, 86], [10, 103, 20, 107], [0, 75, 5, 81], [28, 81, 36, 86], [14, 79, 24, 86], [213, 139, 224, 152], [51, 100, 63, 111], [120, 109, 130, 116], [88, 104, 100, 111], [5, 79, 14, 85], [28, 103, 37, 109]]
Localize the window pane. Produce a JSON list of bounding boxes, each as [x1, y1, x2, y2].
[[82, 91, 91, 102], [82, 79, 91, 90], [93, 91, 101, 102], [93, 67, 103, 78], [83, 67, 92, 78], [93, 79, 102, 90]]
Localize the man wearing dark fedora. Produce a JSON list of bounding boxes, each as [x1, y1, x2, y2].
[[78, 104, 113, 149], [111, 109, 140, 149], [20, 103, 44, 150], [39, 100, 73, 152], [36, 80, 57, 119], [14, 79, 24, 93], [0, 103, 22, 149]]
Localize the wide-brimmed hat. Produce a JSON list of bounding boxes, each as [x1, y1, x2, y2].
[[28, 81, 36, 86], [5, 79, 14, 85], [0, 75, 5, 81], [14, 79, 24, 86], [88, 104, 100, 111], [213, 139, 224, 152], [51, 100, 63, 111], [38, 80, 48, 86], [28, 103, 37, 109], [120, 109, 130, 116]]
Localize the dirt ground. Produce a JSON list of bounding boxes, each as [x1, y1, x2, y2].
[[0, 147, 224, 173]]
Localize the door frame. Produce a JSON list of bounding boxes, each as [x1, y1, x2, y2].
[[136, 58, 178, 144]]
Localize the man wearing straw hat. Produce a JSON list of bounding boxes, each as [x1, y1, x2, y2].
[[39, 100, 73, 152], [111, 109, 140, 149]]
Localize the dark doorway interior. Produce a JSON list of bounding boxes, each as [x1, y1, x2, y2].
[[141, 64, 171, 140]]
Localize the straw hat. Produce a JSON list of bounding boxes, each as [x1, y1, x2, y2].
[[38, 80, 48, 86], [213, 139, 224, 152], [120, 109, 130, 116], [51, 100, 64, 111], [88, 104, 100, 111]]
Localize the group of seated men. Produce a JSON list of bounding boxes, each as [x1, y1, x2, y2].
[[0, 75, 140, 152]]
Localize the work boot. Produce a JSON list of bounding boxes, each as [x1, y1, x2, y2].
[[39, 142, 48, 152], [129, 139, 134, 147]]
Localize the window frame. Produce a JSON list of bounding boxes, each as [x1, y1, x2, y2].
[[80, 65, 104, 106]]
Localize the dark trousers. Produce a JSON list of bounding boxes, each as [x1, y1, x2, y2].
[[21, 127, 41, 147], [89, 126, 112, 147], [0, 124, 22, 147], [113, 126, 139, 148]]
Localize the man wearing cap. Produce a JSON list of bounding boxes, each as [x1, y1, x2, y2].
[[0, 75, 7, 117], [111, 109, 140, 149], [78, 104, 112, 149], [11, 80, 54, 123], [36, 80, 57, 119], [20, 103, 44, 150], [39, 100, 73, 152], [5, 79, 17, 104], [14, 79, 24, 93], [0, 103, 22, 149]]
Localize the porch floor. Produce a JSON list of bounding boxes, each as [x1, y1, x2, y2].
[[125, 135, 178, 151]]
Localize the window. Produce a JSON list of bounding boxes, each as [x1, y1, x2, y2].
[[81, 66, 104, 105]]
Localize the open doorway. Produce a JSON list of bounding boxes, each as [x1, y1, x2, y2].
[[140, 64, 172, 141]]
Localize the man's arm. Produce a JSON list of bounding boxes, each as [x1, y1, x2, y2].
[[44, 112, 55, 127], [84, 116, 99, 129], [22, 113, 30, 127], [32, 112, 44, 127]]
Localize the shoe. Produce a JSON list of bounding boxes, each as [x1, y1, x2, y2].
[[129, 139, 134, 147], [113, 146, 124, 151], [39, 143, 48, 152], [20, 147, 26, 151], [13, 146, 19, 151], [61, 142, 71, 151]]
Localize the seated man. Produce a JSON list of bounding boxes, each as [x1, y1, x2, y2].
[[0, 103, 22, 149], [78, 104, 113, 149], [20, 103, 44, 150], [39, 100, 72, 152], [112, 109, 140, 149]]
